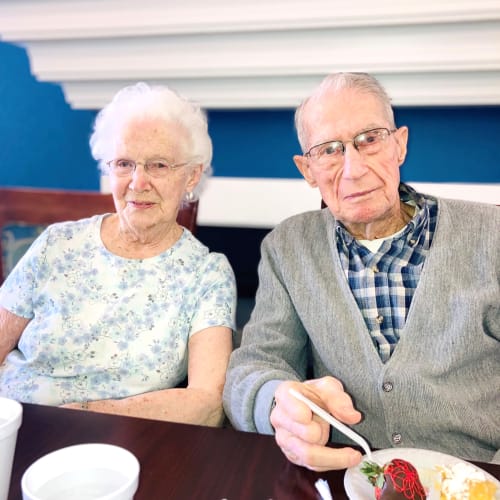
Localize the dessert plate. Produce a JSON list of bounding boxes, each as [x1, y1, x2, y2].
[[344, 447, 500, 499]]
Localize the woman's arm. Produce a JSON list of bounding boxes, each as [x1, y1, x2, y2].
[[0, 306, 30, 364], [63, 325, 233, 427]]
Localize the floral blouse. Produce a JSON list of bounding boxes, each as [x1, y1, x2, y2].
[[0, 215, 236, 405]]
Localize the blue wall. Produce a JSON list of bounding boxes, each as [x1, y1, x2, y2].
[[1, 40, 499, 190], [0, 42, 99, 189], [209, 108, 500, 183]]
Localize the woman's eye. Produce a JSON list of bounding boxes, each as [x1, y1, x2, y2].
[[116, 160, 133, 168], [150, 161, 169, 170]]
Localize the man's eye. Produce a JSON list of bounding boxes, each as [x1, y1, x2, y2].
[[358, 131, 380, 147], [322, 142, 342, 156]]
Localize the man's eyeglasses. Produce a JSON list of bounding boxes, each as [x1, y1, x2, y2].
[[304, 128, 397, 167], [106, 158, 191, 178]]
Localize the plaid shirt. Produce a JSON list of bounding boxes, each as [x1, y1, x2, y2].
[[336, 183, 438, 362]]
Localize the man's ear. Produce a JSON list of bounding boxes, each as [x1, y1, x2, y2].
[[293, 155, 318, 187], [395, 126, 409, 166]]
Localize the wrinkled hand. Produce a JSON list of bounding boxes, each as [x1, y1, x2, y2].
[[270, 376, 363, 471]]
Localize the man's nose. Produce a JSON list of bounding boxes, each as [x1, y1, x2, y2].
[[341, 143, 367, 179]]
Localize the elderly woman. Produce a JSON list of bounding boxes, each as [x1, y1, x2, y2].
[[0, 83, 236, 427]]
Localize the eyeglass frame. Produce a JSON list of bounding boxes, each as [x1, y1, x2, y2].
[[303, 127, 397, 161], [106, 158, 197, 178]]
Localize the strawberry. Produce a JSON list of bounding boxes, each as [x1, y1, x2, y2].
[[360, 458, 427, 500]]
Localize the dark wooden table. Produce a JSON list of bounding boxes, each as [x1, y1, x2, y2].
[[8, 404, 500, 499]]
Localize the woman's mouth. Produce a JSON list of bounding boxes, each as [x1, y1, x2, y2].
[[128, 200, 155, 208]]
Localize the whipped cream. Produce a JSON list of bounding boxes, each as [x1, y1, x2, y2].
[[438, 462, 488, 499]]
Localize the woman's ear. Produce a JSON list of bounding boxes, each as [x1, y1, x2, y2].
[[293, 155, 318, 187], [186, 165, 203, 191]]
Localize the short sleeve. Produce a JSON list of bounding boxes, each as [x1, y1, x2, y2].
[[189, 253, 237, 335], [0, 229, 51, 318]]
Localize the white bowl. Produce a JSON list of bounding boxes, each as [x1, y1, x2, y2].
[[21, 443, 140, 500]]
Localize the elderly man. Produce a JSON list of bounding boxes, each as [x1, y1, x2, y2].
[[223, 72, 499, 471]]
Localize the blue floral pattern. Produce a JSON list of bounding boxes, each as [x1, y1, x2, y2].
[[0, 215, 236, 405]]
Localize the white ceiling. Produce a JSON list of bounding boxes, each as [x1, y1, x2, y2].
[[1, 0, 500, 109]]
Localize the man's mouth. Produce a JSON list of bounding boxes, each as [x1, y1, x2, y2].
[[344, 188, 376, 201]]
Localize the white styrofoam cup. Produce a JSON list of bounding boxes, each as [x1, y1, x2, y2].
[[0, 397, 23, 500]]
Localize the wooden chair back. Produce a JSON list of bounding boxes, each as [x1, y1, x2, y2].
[[0, 187, 198, 281]]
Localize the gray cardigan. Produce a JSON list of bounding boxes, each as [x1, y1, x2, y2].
[[223, 196, 500, 463]]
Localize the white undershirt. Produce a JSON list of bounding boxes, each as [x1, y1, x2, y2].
[[357, 203, 417, 252]]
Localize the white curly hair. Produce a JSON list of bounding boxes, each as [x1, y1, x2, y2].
[[90, 82, 213, 201]]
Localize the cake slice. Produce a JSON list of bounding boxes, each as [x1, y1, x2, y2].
[[434, 462, 497, 500]]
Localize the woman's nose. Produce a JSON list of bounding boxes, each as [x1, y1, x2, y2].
[[128, 163, 151, 190]]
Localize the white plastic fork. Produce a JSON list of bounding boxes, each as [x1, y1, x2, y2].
[[289, 388, 373, 461]]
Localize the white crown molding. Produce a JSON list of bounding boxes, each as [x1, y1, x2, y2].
[[2, 0, 500, 39], [62, 71, 500, 109], [1, 0, 500, 109]]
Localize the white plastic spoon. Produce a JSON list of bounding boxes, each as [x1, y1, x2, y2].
[[289, 388, 373, 461]]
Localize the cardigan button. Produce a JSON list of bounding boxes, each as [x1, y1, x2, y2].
[[392, 432, 402, 444], [382, 382, 393, 392]]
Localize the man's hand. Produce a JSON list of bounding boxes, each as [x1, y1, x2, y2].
[[270, 376, 363, 471]]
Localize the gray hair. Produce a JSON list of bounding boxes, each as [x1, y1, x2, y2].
[[294, 72, 395, 153], [90, 82, 213, 200]]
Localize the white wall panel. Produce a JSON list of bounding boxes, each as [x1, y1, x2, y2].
[[195, 180, 500, 228]]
